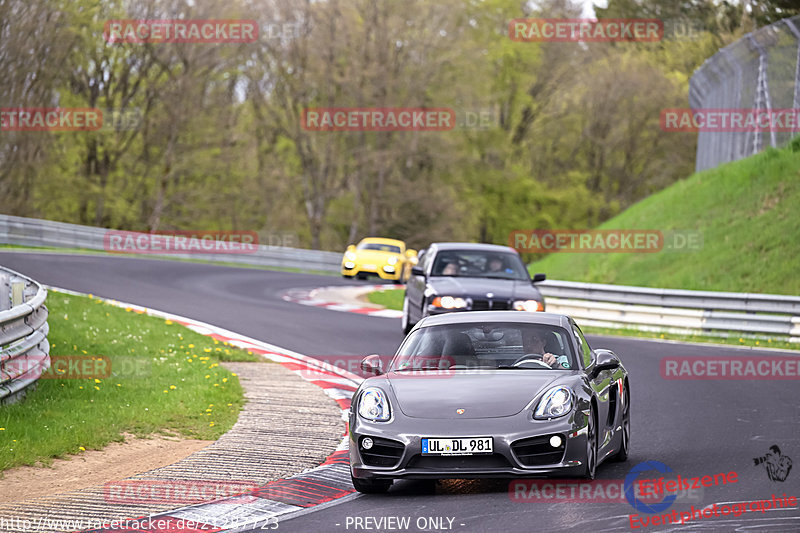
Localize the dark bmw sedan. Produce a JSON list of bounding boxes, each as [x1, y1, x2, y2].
[[402, 242, 546, 334]]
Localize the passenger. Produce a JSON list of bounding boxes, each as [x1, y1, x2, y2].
[[486, 255, 505, 273]]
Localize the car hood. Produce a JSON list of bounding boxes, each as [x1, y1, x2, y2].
[[354, 250, 401, 263], [386, 371, 559, 419], [427, 277, 539, 300]]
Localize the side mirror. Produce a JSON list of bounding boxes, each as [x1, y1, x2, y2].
[[590, 349, 620, 378], [411, 266, 425, 277], [406, 249, 417, 258], [346, 244, 356, 252], [360, 354, 384, 375], [532, 273, 546, 283]]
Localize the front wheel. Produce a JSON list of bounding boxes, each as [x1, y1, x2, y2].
[[401, 296, 414, 334], [611, 385, 630, 462], [351, 475, 392, 494], [581, 408, 597, 480]]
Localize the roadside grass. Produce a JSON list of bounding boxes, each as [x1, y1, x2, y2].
[[582, 325, 799, 352], [0, 290, 261, 473], [366, 287, 405, 310], [526, 143, 800, 295], [361, 287, 799, 352], [0, 245, 337, 277]]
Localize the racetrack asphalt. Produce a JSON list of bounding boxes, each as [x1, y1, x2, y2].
[[1, 250, 798, 533]]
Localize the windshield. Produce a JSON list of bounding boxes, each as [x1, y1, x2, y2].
[[357, 242, 402, 254], [390, 322, 576, 371], [431, 250, 529, 280]]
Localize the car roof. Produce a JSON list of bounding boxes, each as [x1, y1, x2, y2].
[[359, 237, 405, 246], [417, 311, 573, 329], [430, 242, 519, 254]]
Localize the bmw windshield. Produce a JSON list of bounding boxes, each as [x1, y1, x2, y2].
[[431, 251, 529, 280]]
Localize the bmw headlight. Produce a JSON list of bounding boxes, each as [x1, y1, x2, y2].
[[345, 251, 357, 261], [533, 386, 573, 420], [513, 299, 543, 312], [387, 256, 398, 265], [431, 296, 467, 309], [358, 387, 391, 422]]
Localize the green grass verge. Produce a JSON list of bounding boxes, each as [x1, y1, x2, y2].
[[0, 290, 262, 472], [581, 325, 798, 352], [361, 287, 798, 351], [0, 245, 337, 277], [526, 142, 800, 295], [365, 287, 405, 310]]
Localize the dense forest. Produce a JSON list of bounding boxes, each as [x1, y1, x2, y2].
[[1, 0, 798, 250]]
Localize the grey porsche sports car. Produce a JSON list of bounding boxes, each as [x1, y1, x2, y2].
[[349, 311, 630, 493]]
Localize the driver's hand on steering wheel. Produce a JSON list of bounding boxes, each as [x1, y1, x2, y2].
[[542, 352, 557, 367]]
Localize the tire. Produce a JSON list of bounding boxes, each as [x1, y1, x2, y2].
[[351, 475, 392, 494], [342, 274, 354, 280], [581, 407, 597, 480], [401, 295, 414, 334], [611, 384, 630, 462]]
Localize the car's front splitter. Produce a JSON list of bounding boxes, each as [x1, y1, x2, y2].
[[350, 413, 590, 480]]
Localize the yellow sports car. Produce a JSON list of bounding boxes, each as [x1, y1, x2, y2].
[[341, 237, 418, 283]]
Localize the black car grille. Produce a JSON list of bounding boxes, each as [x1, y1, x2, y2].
[[406, 454, 512, 470], [360, 437, 405, 467], [471, 299, 511, 311], [511, 435, 566, 467]]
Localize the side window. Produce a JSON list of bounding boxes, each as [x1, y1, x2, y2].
[[572, 324, 593, 369], [419, 249, 431, 272]]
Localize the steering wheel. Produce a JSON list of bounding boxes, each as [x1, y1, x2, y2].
[[511, 353, 553, 369]]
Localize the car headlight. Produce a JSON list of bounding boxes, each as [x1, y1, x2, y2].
[[513, 299, 543, 312], [358, 387, 391, 422], [533, 386, 573, 420], [387, 256, 398, 265], [431, 296, 467, 309], [345, 251, 357, 261]]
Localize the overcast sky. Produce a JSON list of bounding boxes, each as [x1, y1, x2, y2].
[[581, 1, 606, 17]]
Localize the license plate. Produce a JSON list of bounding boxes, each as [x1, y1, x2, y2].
[[421, 437, 493, 455], [364, 264, 376, 270]]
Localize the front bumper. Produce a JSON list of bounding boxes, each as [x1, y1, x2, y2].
[[341, 263, 402, 280], [350, 412, 589, 480]]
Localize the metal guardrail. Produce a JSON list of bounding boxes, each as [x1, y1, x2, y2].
[[539, 280, 800, 342], [0, 266, 50, 404], [1, 215, 798, 342], [0, 214, 342, 272]]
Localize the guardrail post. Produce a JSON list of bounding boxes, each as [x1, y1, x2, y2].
[[0, 274, 9, 311], [11, 281, 24, 307]]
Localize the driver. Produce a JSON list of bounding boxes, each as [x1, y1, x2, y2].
[[486, 255, 505, 273], [522, 330, 570, 369]]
